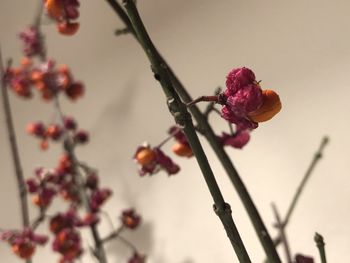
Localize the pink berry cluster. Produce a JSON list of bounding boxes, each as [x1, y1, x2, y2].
[[49, 208, 99, 262], [121, 209, 142, 230], [133, 125, 197, 176], [134, 144, 180, 176], [26, 116, 89, 150], [44, 0, 81, 36], [221, 67, 281, 131], [1, 7, 147, 261], [5, 58, 84, 101], [217, 131, 250, 149], [0, 229, 48, 260], [19, 27, 45, 58]]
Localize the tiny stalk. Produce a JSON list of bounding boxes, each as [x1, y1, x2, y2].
[[186, 95, 220, 107], [314, 233, 327, 263], [156, 127, 180, 148], [271, 203, 292, 263]]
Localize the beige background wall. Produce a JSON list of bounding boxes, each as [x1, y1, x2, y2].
[[1, 0, 350, 262]]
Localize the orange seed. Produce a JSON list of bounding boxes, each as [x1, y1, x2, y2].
[[135, 148, 156, 165], [248, 89, 282, 123]]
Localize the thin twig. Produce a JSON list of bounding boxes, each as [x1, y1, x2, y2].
[[53, 96, 108, 263], [117, 235, 138, 253], [100, 210, 115, 231], [283, 136, 329, 227], [314, 232, 327, 263], [186, 95, 219, 107], [32, 0, 47, 62], [156, 126, 181, 148], [104, 1, 281, 262], [33, 0, 43, 28], [101, 226, 124, 244], [31, 207, 48, 230], [271, 203, 292, 263], [0, 50, 32, 263], [266, 137, 330, 263], [115, 27, 130, 36], [203, 87, 221, 117]]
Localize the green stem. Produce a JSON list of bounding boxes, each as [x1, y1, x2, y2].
[[271, 204, 292, 263], [0, 51, 32, 263], [314, 233, 327, 263], [101, 226, 124, 244], [264, 137, 329, 263], [159, 28, 282, 263], [122, 1, 251, 262], [104, 1, 281, 262], [283, 137, 329, 227], [0, 54, 30, 227]]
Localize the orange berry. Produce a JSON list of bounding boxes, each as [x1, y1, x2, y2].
[[57, 22, 80, 36], [12, 83, 31, 98], [59, 187, 80, 202], [40, 140, 49, 151], [31, 70, 44, 82], [12, 242, 35, 259], [20, 57, 32, 67], [135, 148, 156, 165], [172, 142, 193, 157], [248, 89, 282, 123], [58, 64, 70, 74], [46, 124, 62, 140], [32, 194, 49, 207], [45, 0, 63, 20]]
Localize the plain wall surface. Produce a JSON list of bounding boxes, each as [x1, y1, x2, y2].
[[1, 0, 350, 262]]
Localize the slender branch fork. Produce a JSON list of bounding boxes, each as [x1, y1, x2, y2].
[[121, 1, 251, 262], [271, 203, 292, 263], [283, 136, 329, 228], [0, 52, 31, 263], [273, 136, 329, 247], [104, 0, 280, 262]]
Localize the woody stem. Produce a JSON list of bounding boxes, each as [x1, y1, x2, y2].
[[104, 1, 281, 262], [122, 1, 251, 262], [0, 52, 31, 263]]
